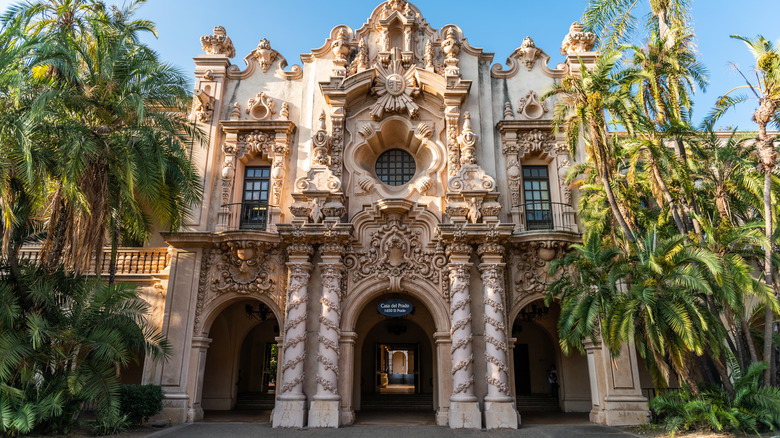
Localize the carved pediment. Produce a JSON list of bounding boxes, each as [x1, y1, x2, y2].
[[447, 164, 496, 193]]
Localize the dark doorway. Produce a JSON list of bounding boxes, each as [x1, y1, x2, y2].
[[514, 343, 531, 395]]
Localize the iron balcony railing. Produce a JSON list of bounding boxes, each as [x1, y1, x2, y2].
[[517, 201, 578, 233], [219, 202, 269, 231]]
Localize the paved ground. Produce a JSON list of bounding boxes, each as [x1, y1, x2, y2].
[[146, 422, 640, 438]]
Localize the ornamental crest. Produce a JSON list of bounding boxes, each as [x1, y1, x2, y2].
[[370, 53, 420, 120], [512, 241, 569, 304], [212, 240, 278, 294], [346, 213, 445, 292]]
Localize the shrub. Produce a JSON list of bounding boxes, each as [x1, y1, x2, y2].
[[119, 385, 163, 425], [650, 362, 780, 435]]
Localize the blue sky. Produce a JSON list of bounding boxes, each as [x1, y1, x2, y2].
[[1, 0, 779, 130]]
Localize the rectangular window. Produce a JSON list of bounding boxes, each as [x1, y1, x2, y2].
[[522, 166, 552, 230], [240, 166, 270, 230]]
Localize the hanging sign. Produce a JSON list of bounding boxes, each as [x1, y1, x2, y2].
[[377, 299, 414, 317]]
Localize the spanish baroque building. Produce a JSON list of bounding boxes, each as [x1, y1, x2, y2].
[[146, 0, 651, 429]]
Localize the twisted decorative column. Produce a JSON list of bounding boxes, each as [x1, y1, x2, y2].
[[309, 243, 345, 428], [446, 243, 481, 429], [478, 243, 518, 429], [273, 244, 312, 428]]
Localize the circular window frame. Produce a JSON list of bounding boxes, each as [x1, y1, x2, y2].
[[374, 149, 417, 187]]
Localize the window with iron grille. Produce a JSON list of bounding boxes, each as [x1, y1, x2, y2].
[[241, 167, 270, 230], [523, 166, 552, 230], [375, 149, 416, 186]]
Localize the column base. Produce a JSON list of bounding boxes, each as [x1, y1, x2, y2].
[[590, 396, 649, 426], [308, 400, 340, 428], [154, 392, 188, 425], [436, 407, 449, 426], [484, 401, 518, 429], [339, 408, 355, 426], [272, 399, 307, 428], [449, 401, 481, 429]]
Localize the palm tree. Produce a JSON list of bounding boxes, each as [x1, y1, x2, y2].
[[0, 263, 169, 434], [583, 0, 691, 50], [5, 0, 203, 276], [546, 52, 639, 246], [708, 35, 780, 386]]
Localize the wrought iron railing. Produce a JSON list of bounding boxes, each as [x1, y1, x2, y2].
[[18, 247, 170, 275], [517, 201, 578, 233], [219, 202, 269, 231]]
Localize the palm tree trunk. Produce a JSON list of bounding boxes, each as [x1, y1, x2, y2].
[[762, 167, 774, 386], [741, 317, 759, 365], [649, 153, 687, 234], [108, 198, 122, 286], [591, 124, 637, 244]]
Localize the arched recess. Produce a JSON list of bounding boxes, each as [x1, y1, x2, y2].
[[339, 276, 450, 424], [195, 294, 282, 413], [508, 295, 592, 413]]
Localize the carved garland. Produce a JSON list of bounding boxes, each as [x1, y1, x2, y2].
[[513, 241, 570, 305]]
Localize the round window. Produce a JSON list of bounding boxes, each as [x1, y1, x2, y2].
[[375, 149, 416, 186]]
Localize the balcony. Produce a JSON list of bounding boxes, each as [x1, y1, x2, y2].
[[18, 247, 170, 276], [516, 201, 578, 234], [218, 202, 269, 232]]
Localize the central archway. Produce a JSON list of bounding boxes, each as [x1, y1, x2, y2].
[[340, 276, 450, 426]]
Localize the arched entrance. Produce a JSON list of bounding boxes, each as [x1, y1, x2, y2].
[[352, 294, 438, 424], [200, 299, 279, 417], [510, 300, 592, 418]]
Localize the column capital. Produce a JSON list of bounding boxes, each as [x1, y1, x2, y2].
[[477, 242, 505, 264]]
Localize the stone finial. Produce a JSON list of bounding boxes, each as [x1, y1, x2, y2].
[[424, 40, 434, 69], [332, 28, 350, 62], [459, 112, 478, 165], [200, 25, 235, 58], [441, 27, 461, 77], [312, 111, 331, 165], [252, 38, 277, 72], [560, 22, 597, 55], [503, 102, 514, 120]]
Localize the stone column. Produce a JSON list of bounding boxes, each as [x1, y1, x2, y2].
[[478, 243, 518, 429], [434, 331, 452, 426], [446, 243, 481, 429], [309, 243, 345, 428], [188, 336, 212, 422], [273, 244, 313, 428], [338, 331, 358, 426]]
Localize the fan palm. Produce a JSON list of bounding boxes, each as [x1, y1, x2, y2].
[[0, 263, 169, 434], [583, 0, 691, 50]]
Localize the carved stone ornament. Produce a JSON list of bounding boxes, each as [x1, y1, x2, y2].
[[458, 112, 478, 166], [347, 38, 370, 76], [229, 102, 241, 121], [331, 27, 351, 76], [517, 36, 542, 71], [519, 129, 557, 157], [441, 27, 461, 77], [517, 91, 548, 120], [447, 164, 497, 193], [200, 25, 235, 58], [295, 166, 342, 193], [246, 92, 276, 120], [503, 102, 514, 120], [212, 241, 277, 294], [193, 88, 214, 123], [560, 22, 597, 55], [251, 38, 277, 72], [370, 52, 420, 120], [345, 213, 446, 292], [513, 241, 569, 304], [312, 111, 331, 166]]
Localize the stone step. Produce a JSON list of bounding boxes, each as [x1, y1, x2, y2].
[[360, 394, 434, 410], [515, 395, 561, 412], [235, 392, 275, 410]]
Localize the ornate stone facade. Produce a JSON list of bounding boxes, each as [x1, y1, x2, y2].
[[147, 1, 650, 431]]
